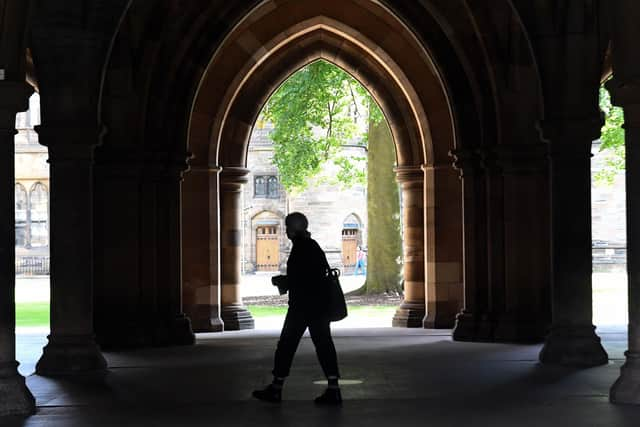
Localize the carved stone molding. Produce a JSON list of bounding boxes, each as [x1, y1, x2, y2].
[[394, 165, 424, 184], [539, 115, 604, 146], [449, 148, 484, 178], [483, 144, 549, 174], [0, 82, 33, 125], [606, 78, 640, 107], [220, 166, 250, 190]]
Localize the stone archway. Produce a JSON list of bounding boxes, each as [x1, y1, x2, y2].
[[182, 1, 461, 331], [96, 0, 549, 343]]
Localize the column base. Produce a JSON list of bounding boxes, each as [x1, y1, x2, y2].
[[0, 362, 35, 417], [221, 304, 255, 330], [153, 314, 196, 346], [611, 352, 640, 404], [423, 311, 456, 329], [186, 304, 224, 333], [539, 325, 608, 367], [452, 311, 492, 342], [492, 314, 548, 343], [392, 301, 425, 328], [35, 335, 107, 377]]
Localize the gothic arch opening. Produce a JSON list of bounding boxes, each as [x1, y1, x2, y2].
[[180, 1, 464, 331], [95, 0, 548, 344]]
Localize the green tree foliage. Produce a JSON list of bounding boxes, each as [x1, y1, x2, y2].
[[260, 59, 402, 294], [261, 60, 379, 192], [594, 85, 625, 185]]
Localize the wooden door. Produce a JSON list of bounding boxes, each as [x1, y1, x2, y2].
[[342, 229, 358, 266], [256, 226, 279, 271]]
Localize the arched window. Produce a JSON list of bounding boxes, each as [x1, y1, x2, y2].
[[267, 176, 279, 198], [15, 184, 28, 247], [29, 182, 49, 247], [254, 176, 266, 197]]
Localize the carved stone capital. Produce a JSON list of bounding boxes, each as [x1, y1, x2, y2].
[[605, 78, 640, 107], [0, 81, 33, 126], [220, 166, 250, 190], [539, 115, 604, 145], [189, 165, 223, 175], [35, 123, 106, 152], [483, 144, 549, 174], [94, 149, 191, 179], [394, 165, 424, 189]]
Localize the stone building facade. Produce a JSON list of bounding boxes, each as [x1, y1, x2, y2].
[[591, 141, 626, 269], [14, 93, 49, 275], [242, 124, 367, 273]]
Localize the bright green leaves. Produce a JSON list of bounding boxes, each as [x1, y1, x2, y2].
[[260, 60, 379, 192], [595, 85, 626, 185]]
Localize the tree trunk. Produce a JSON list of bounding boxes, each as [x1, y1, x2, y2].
[[360, 118, 402, 294]]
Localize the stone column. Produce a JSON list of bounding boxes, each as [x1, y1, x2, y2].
[[182, 165, 224, 332], [35, 126, 107, 376], [392, 166, 426, 327], [0, 81, 36, 416], [422, 163, 464, 329], [609, 80, 640, 404], [450, 149, 490, 340], [538, 118, 608, 366], [488, 144, 551, 342], [220, 167, 254, 330]]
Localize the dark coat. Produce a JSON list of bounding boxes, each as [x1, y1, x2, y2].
[[286, 236, 330, 316]]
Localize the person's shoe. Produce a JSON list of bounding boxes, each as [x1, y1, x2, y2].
[[252, 384, 282, 403], [314, 388, 342, 405]]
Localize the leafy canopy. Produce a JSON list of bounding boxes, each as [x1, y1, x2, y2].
[[594, 85, 625, 185], [260, 60, 382, 192]]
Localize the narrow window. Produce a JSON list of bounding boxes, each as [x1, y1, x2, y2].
[[15, 184, 28, 247], [267, 176, 279, 198], [255, 176, 266, 197], [29, 182, 49, 247]]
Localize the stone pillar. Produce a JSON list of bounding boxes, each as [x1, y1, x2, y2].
[[488, 144, 551, 342], [450, 149, 490, 340], [35, 126, 107, 376], [422, 163, 464, 329], [608, 80, 640, 404], [393, 166, 426, 327], [153, 156, 196, 345], [538, 118, 608, 366], [220, 167, 254, 330], [0, 81, 36, 416], [182, 165, 224, 332]]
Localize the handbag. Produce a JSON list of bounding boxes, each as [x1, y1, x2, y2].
[[324, 267, 348, 321]]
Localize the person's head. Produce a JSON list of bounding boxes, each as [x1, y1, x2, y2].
[[285, 212, 310, 240]]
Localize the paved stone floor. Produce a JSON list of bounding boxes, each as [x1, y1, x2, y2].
[[6, 326, 640, 426]]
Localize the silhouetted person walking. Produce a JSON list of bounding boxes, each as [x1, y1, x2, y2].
[[252, 212, 342, 405]]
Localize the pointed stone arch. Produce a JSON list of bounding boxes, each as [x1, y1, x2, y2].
[[96, 0, 549, 341], [183, 1, 459, 331]]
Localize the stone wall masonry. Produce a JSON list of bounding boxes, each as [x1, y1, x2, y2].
[[243, 130, 368, 272]]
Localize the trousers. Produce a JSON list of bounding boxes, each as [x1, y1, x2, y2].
[[272, 308, 340, 378]]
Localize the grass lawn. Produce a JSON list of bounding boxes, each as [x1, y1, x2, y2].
[[246, 305, 397, 318], [16, 302, 50, 327], [15, 302, 397, 328]]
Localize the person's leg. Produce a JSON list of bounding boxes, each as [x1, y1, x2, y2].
[[253, 309, 306, 402], [272, 309, 307, 378], [308, 317, 342, 404]]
